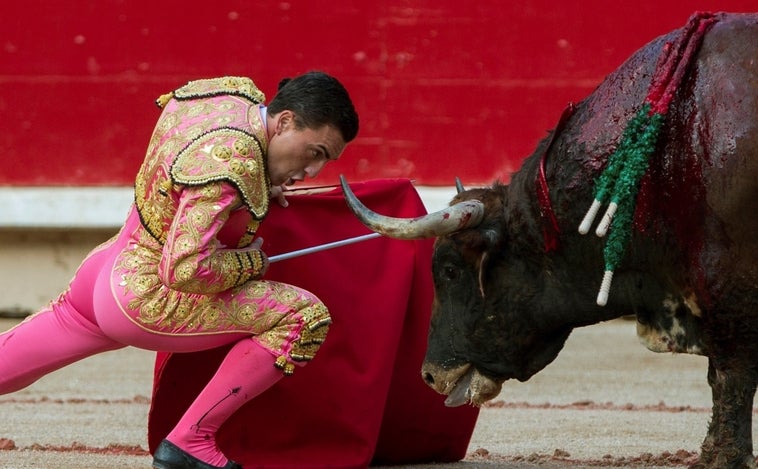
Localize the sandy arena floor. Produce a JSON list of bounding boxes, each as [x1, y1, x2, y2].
[[1, 317, 755, 468]]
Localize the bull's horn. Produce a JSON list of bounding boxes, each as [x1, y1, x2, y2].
[[339, 175, 485, 239], [455, 177, 465, 193]]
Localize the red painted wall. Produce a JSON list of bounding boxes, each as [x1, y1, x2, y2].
[[1, 1, 754, 186]]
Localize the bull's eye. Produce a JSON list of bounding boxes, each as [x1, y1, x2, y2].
[[443, 265, 458, 281]]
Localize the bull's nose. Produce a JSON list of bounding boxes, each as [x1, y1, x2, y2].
[[423, 372, 435, 386]]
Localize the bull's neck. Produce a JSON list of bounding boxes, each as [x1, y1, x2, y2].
[[534, 103, 575, 253], [507, 118, 673, 326], [505, 105, 597, 261], [506, 110, 632, 323]]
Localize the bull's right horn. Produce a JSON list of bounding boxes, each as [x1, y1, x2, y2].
[[339, 175, 485, 240]]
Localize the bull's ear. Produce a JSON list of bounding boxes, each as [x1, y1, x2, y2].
[[454, 224, 502, 253], [482, 227, 501, 248]]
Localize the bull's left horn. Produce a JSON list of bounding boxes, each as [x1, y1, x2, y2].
[[339, 175, 485, 239], [455, 177, 465, 194]]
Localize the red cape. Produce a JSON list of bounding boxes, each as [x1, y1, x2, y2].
[[148, 178, 479, 468]]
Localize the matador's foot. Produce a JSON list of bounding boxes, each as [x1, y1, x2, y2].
[[152, 439, 242, 469]]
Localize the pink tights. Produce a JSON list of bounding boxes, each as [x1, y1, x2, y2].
[[167, 338, 283, 466], [0, 236, 287, 467]]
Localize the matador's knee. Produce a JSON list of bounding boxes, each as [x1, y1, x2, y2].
[[263, 302, 332, 376]]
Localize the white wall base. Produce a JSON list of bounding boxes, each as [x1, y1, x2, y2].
[[0, 185, 462, 314]]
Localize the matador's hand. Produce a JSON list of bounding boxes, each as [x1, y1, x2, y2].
[[251, 237, 264, 250], [270, 185, 289, 207], [247, 237, 269, 277]]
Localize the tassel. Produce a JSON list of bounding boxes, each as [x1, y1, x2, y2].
[[155, 91, 174, 109]]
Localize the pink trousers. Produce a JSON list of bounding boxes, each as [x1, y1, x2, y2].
[[0, 208, 332, 465], [0, 207, 328, 394]]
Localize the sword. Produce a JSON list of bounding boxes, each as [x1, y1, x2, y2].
[[268, 232, 382, 263]]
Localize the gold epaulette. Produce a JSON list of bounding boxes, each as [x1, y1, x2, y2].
[[155, 76, 265, 109], [170, 128, 270, 220]]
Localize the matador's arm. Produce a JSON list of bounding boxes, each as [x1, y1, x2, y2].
[[158, 181, 268, 294]]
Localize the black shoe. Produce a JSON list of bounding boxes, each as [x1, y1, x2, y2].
[[152, 439, 242, 469]]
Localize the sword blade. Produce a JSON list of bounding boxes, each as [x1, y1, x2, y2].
[[268, 232, 382, 263]]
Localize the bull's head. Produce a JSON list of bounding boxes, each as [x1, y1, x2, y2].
[[340, 176, 573, 407]]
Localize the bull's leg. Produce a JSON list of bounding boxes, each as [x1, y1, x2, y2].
[[691, 358, 756, 469]]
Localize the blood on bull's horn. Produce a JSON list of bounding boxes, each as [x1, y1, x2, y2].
[[339, 175, 486, 239]]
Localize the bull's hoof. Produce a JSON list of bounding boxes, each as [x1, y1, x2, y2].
[[688, 454, 757, 469]]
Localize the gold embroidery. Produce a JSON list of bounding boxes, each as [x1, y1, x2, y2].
[[186, 102, 213, 118], [274, 356, 296, 376], [290, 303, 331, 362], [212, 144, 232, 161], [128, 78, 329, 375], [235, 252, 253, 285], [233, 138, 252, 156], [171, 76, 265, 105], [114, 232, 331, 375], [136, 77, 269, 245], [237, 218, 260, 248], [171, 128, 269, 220]]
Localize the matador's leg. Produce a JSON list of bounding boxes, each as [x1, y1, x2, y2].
[[0, 240, 125, 395], [0, 297, 125, 394], [157, 281, 331, 468]]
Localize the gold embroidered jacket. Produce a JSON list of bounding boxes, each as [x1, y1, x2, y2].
[[132, 77, 270, 293]]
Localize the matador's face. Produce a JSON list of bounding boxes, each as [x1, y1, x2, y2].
[[266, 110, 346, 187]]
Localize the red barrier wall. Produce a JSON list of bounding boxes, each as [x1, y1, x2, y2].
[[1, 1, 754, 186]]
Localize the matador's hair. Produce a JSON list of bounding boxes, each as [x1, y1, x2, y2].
[[268, 71, 359, 143]]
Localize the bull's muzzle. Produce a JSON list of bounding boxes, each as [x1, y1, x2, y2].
[[422, 362, 503, 407]]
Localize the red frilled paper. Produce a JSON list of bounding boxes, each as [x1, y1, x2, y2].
[[147, 178, 480, 468]]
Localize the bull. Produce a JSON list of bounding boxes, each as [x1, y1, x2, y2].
[[340, 11, 758, 469]]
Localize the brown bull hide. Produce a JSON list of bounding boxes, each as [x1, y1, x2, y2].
[[343, 12, 758, 469]]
